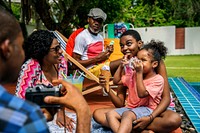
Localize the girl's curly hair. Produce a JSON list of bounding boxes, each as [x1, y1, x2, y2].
[[142, 39, 167, 62], [23, 30, 56, 63], [141, 39, 168, 72]]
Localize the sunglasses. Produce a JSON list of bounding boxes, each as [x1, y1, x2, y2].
[[90, 17, 103, 24], [50, 44, 61, 53]]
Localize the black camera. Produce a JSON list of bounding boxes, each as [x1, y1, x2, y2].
[[25, 84, 61, 108]]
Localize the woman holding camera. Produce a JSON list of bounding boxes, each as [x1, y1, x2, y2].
[[15, 30, 75, 132]]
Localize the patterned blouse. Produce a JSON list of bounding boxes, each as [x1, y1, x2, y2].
[[16, 55, 68, 99]]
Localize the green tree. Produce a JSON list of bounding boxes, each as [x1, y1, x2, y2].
[[29, 0, 133, 36], [170, 0, 200, 27], [11, 3, 21, 20], [1, 0, 200, 37], [129, 0, 171, 27]]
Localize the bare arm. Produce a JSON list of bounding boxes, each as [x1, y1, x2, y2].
[[99, 73, 126, 108], [150, 60, 170, 118], [72, 52, 110, 68], [136, 72, 149, 98], [76, 104, 91, 133], [135, 60, 149, 98], [113, 64, 124, 85], [108, 85, 127, 108], [109, 61, 127, 107]]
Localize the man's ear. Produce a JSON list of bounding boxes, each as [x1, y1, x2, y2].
[[0, 40, 12, 59], [138, 40, 143, 49]]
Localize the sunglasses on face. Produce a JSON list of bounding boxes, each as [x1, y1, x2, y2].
[[50, 44, 61, 53], [90, 17, 103, 24]]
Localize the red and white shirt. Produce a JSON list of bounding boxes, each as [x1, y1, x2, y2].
[[73, 29, 104, 69]]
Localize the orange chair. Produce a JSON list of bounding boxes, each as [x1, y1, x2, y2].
[[104, 38, 123, 61], [103, 23, 134, 61]]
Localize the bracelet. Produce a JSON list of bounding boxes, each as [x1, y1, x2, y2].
[[148, 115, 152, 122], [148, 114, 154, 122]]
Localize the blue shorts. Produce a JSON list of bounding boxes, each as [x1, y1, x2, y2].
[[115, 107, 153, 119]]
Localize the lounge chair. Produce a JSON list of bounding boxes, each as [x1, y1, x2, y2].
[[53, 30, 117, 95]]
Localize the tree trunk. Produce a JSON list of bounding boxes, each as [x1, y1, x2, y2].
[[31, 0, 85, 35]]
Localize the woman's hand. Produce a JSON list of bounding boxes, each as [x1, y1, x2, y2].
[[99, 74, 111, 93], [99, 74, 106, 86], [121, 55, 129, 67], [132, 116, 151, 130], [56, 109, 75, 132]]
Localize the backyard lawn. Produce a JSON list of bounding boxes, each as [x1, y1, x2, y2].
[[165, 55, 200, 82]]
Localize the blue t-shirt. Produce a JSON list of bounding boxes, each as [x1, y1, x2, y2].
[[0, 85, 49, 133]]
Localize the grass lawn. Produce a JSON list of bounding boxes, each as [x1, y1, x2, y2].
[[164, 55, 200, 82]]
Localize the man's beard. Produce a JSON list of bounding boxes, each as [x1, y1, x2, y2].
[[88, 26, 100, 34]]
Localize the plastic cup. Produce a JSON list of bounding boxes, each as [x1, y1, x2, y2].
[[65, 76, 84, 92]]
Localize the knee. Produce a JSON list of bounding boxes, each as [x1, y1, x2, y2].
[[106, 110, 119, 121], [105, 111, 113, 120], [93, 109, 101, 120], [169, 112, 182, 127], [122, 111, 133, 117], [122, 111, 135, 121], [163, 111, 182, 128]]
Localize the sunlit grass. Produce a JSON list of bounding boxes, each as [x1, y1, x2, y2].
[[164, 55, 200, 82]]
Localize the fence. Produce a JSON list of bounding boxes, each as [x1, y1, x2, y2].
[[134, 26, 200, 55], [27, 25, 200, 55]]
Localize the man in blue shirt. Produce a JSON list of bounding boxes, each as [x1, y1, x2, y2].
[[0, 7, 91, 133]]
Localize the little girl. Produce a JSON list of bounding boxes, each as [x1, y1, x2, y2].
[[106, 40, 168, 133]]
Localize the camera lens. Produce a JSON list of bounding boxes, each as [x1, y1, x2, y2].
[[35, 85, 43, 92]]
